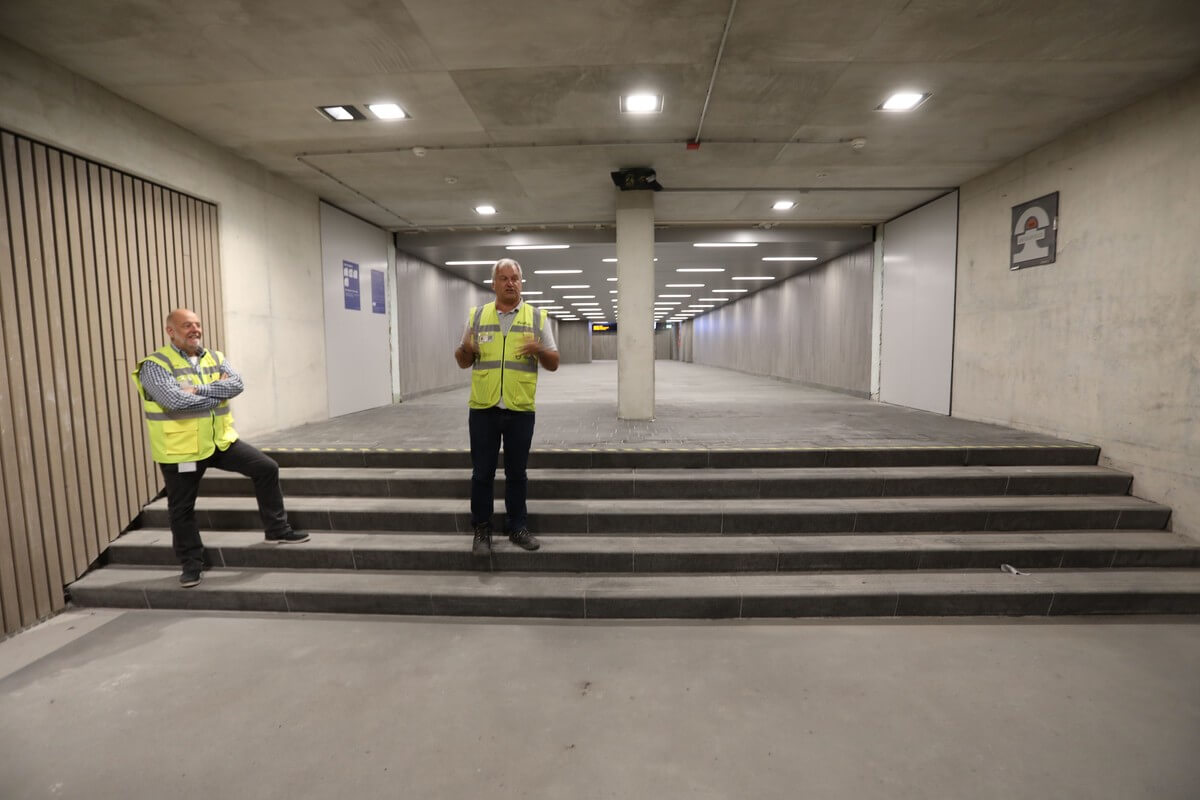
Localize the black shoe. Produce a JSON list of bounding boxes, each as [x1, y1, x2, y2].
[[266, 529, 310, 544], [472, 523, 492, 557], [180, 567, 202, 588], [508, 528, 540, 551]]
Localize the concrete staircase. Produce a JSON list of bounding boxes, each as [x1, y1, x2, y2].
[[68, 444, 1200, 618]]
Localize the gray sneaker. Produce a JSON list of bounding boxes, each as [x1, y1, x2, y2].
[[180, 567, 202, 588], [266, 529, 310, 544], [508, 528, 540, 551], [472, 523, 492, 557]]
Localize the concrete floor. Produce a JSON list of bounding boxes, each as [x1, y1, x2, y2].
[[2, 610, 1199, 799], [259, 360, 1080, 450]]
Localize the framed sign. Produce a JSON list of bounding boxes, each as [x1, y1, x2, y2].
[[1010, 192, 1058, 271], [342, 260, 360, 310]]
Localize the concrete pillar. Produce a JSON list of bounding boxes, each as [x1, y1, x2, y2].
[[616, 190, 655, 419]]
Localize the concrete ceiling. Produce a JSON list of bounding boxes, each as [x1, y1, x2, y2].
[[3, 0, 1199, 324]]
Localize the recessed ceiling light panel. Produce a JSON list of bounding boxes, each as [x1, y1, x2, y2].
[[506, 244, 570, 250], [694, 242, 758, 248], [772, 200, 796, 211], [762, 256, 818, 262], [620, 93, 663, 114], [474, 205, 497, 215], [317, 105, 364, 121], [877, 91, 930, 111], [368, 102, 409, 120]]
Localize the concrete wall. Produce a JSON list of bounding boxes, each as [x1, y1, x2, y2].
[[593, 333, 617, 360], [954, 72, 1200, 537], [690, 245, 874, 395], [393, 251, 490, 399], [557, 321, 592, 364], [0, 38, 325, 436], [320, 203, 392, 417]]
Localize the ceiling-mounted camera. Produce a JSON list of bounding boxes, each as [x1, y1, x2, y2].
[[610, 167, 663, 191]]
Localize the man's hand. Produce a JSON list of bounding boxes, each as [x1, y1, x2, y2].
[[455, 334, 478, 369]]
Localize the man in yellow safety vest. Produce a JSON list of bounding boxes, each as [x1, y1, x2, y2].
[[454, 259, 559, 558], [132, 308, 308, 588]]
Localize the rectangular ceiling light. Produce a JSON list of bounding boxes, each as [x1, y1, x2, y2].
[[474, 205, 497, 215], [772, 200, 796, 211], [666, 283, 704, 288], [534, 269, 581, 274], [878, 91, 930, 111], [606, 277, 618, 282], [762, 256, 818, 262], [550, 284, 590, 289], [620, 93, 663, 114], [694, 242, 757, 248], [446, 260, 496, 266], [506, 244, 569, 250], [676, 268, 724, 272], [367, 102, 409, 119], [658, 294, 692, 298], [523, 299, 554, 304], [562, 294, 595, 299], [317, 105, 364, 121], [712, 288, 748, 293], [699, 297, 729, 301], [731, 276, 775, 281], [602, 258, 618, 263]]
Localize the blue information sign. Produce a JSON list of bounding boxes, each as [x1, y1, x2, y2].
[[343, 260, 360, 310], [371, 269, 386, 314]]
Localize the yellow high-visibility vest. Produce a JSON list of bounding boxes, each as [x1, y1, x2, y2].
[[466, 302, 544, 412], [131, 346, 239, 464]]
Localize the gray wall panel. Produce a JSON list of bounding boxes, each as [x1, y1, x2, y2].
[[689, 245, 874, 395], [394, 252, 490, 399]]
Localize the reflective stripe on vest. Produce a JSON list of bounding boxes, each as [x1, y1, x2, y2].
[[131, 346, 239, 463], [467, 302, 543, 411]]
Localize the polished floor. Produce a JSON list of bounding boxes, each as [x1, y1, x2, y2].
[[260, 360, 1076, 450]]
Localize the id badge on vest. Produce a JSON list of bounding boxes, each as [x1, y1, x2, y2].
[[478, 333, 495, 344]]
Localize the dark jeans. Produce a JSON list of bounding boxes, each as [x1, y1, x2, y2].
[[159, 438, 291, 569], [469, 406, 536, 532]]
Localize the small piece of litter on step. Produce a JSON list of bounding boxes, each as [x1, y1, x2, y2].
[[1000, 563, 1029, 576]]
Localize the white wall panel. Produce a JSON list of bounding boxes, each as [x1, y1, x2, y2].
[[321, 203, 391, 417], [879, 192, 958, 414]]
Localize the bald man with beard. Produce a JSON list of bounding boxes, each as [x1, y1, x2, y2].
[[132, 308, 308, 588]]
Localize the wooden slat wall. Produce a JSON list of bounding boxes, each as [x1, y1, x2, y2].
[[0, 129, 223, 636]]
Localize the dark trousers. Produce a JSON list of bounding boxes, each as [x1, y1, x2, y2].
[[159, 438, 291, 569], [469, 406, 536, 532]]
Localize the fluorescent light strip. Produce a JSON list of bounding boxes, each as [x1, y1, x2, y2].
[[523, 299, 554, 304], [658, 294, 691, 298], [446, 260, 495, 266], [506, 244, 569, 250], [676, 268, 724, 272], [550, 284, 590, 289], [534, 269, 581, 274], [698, 297, 729, 302], [606, 277, 618, 282], [731, 276, 775, 281], [693, 242, 757, 248], [666, 283, 704, 288], [712, 288, 747, 293], [602, 258, 618, 263], [762, 256, 818, 262], [474, 205, 496, 215], [562, 295, 595, 299]]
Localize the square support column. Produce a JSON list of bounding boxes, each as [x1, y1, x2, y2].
[[616, 190, 655, 420]]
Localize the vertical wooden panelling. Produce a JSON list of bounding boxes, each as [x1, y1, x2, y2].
[[0, 129, 223, 636]]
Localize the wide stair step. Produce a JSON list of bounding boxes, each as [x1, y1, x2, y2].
[[69, 566, 1200, 618], [110, 529, 1200, 572], [143, 494, 1172, 533], [199, 465, 1134, 499]]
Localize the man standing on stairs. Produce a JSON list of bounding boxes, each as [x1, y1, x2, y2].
[[454, 258, 559, 558], [132, 308, 309, 588]]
